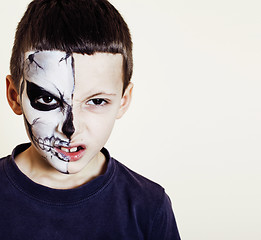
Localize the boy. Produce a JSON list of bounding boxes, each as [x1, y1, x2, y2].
[[1, 0, 180, 239]]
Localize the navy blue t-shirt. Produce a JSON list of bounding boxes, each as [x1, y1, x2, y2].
[[0, 144, 180, 239]]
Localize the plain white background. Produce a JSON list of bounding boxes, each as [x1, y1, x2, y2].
[[1, 0, 261, 239]]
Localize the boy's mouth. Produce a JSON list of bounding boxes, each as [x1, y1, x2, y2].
[[55, 145, 86, 162], [33, 136, 86, 162], [59, 146, 84, 153]]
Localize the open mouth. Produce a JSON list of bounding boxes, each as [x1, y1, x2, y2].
[[34, 136, 86, 162], [55, 145, 86, 162], [58, 146, 84, 153]]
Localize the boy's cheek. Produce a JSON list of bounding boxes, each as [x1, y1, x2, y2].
[[22, 100, 63, 136]]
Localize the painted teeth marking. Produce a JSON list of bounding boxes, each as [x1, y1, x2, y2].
[[51, 148, 56, 155], [55, 139, 60, 146], [70, 147, 78, 153], [61, 147, 69, 153], [58, 152, 64, 159], [38, 138, 44, 150], [44, 138, 51, 151]]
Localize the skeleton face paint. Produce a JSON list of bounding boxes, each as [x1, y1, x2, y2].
[[21, 51, 75, 173], [20, 51, 127, 176]]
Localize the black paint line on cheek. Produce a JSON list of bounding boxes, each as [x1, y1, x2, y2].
[[23, 115, 39, 147], [62, 105, 75, 139], [19, 76, 25, 104], [54, 86, 66, 113]]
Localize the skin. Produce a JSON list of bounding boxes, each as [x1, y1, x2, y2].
[[6, 51, 133, 189]]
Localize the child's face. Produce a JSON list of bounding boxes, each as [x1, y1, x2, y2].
[[19, 50, 131, 174]]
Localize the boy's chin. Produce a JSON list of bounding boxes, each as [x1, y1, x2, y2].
[[45, 156, 84, 175], [66, 162, 86, 175], [41, 153, 69, 174]]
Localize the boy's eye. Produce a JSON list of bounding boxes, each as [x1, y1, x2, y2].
[[87, 98, 108, 106], [36, 96, 57, 105]]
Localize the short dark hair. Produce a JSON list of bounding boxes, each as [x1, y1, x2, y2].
[[10, 0, 133, 92]]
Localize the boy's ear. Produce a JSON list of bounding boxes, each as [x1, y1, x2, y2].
[[116, 82, 134, 119], [6, 75, 23, 115]]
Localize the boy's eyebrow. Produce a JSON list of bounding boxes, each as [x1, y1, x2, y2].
[[87, 92, 117, 98]]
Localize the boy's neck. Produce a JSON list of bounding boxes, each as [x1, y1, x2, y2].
[[14, 145, 107, 189]]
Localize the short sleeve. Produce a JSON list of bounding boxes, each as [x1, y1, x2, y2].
[[148, 191, 181, 240]]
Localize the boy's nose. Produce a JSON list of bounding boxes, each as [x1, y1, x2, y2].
[[62, 107, 75, 139]]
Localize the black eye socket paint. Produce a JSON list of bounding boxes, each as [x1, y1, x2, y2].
[[26, 80, 61, 111]]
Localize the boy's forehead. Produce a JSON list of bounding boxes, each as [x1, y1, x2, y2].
[[23, 50, 123, 84], [23, 50, 124, 94], [72, 52, 124, 95], [24, 50, 123, 75]]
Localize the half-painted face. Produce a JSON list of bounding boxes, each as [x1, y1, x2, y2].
[[20, 50, 127, 174]]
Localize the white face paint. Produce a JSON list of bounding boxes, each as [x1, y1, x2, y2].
[[21, 51, 75, 173]]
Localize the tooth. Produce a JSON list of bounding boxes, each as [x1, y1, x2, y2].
[[70, 147, 77, 153], [61, 147, 69, 153]]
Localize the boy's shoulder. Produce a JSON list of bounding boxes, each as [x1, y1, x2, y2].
[[0, 152, 12, 169], [110, 155, 180, 239], [111, 155, 167, 205], [114, 158, 164, 191]]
